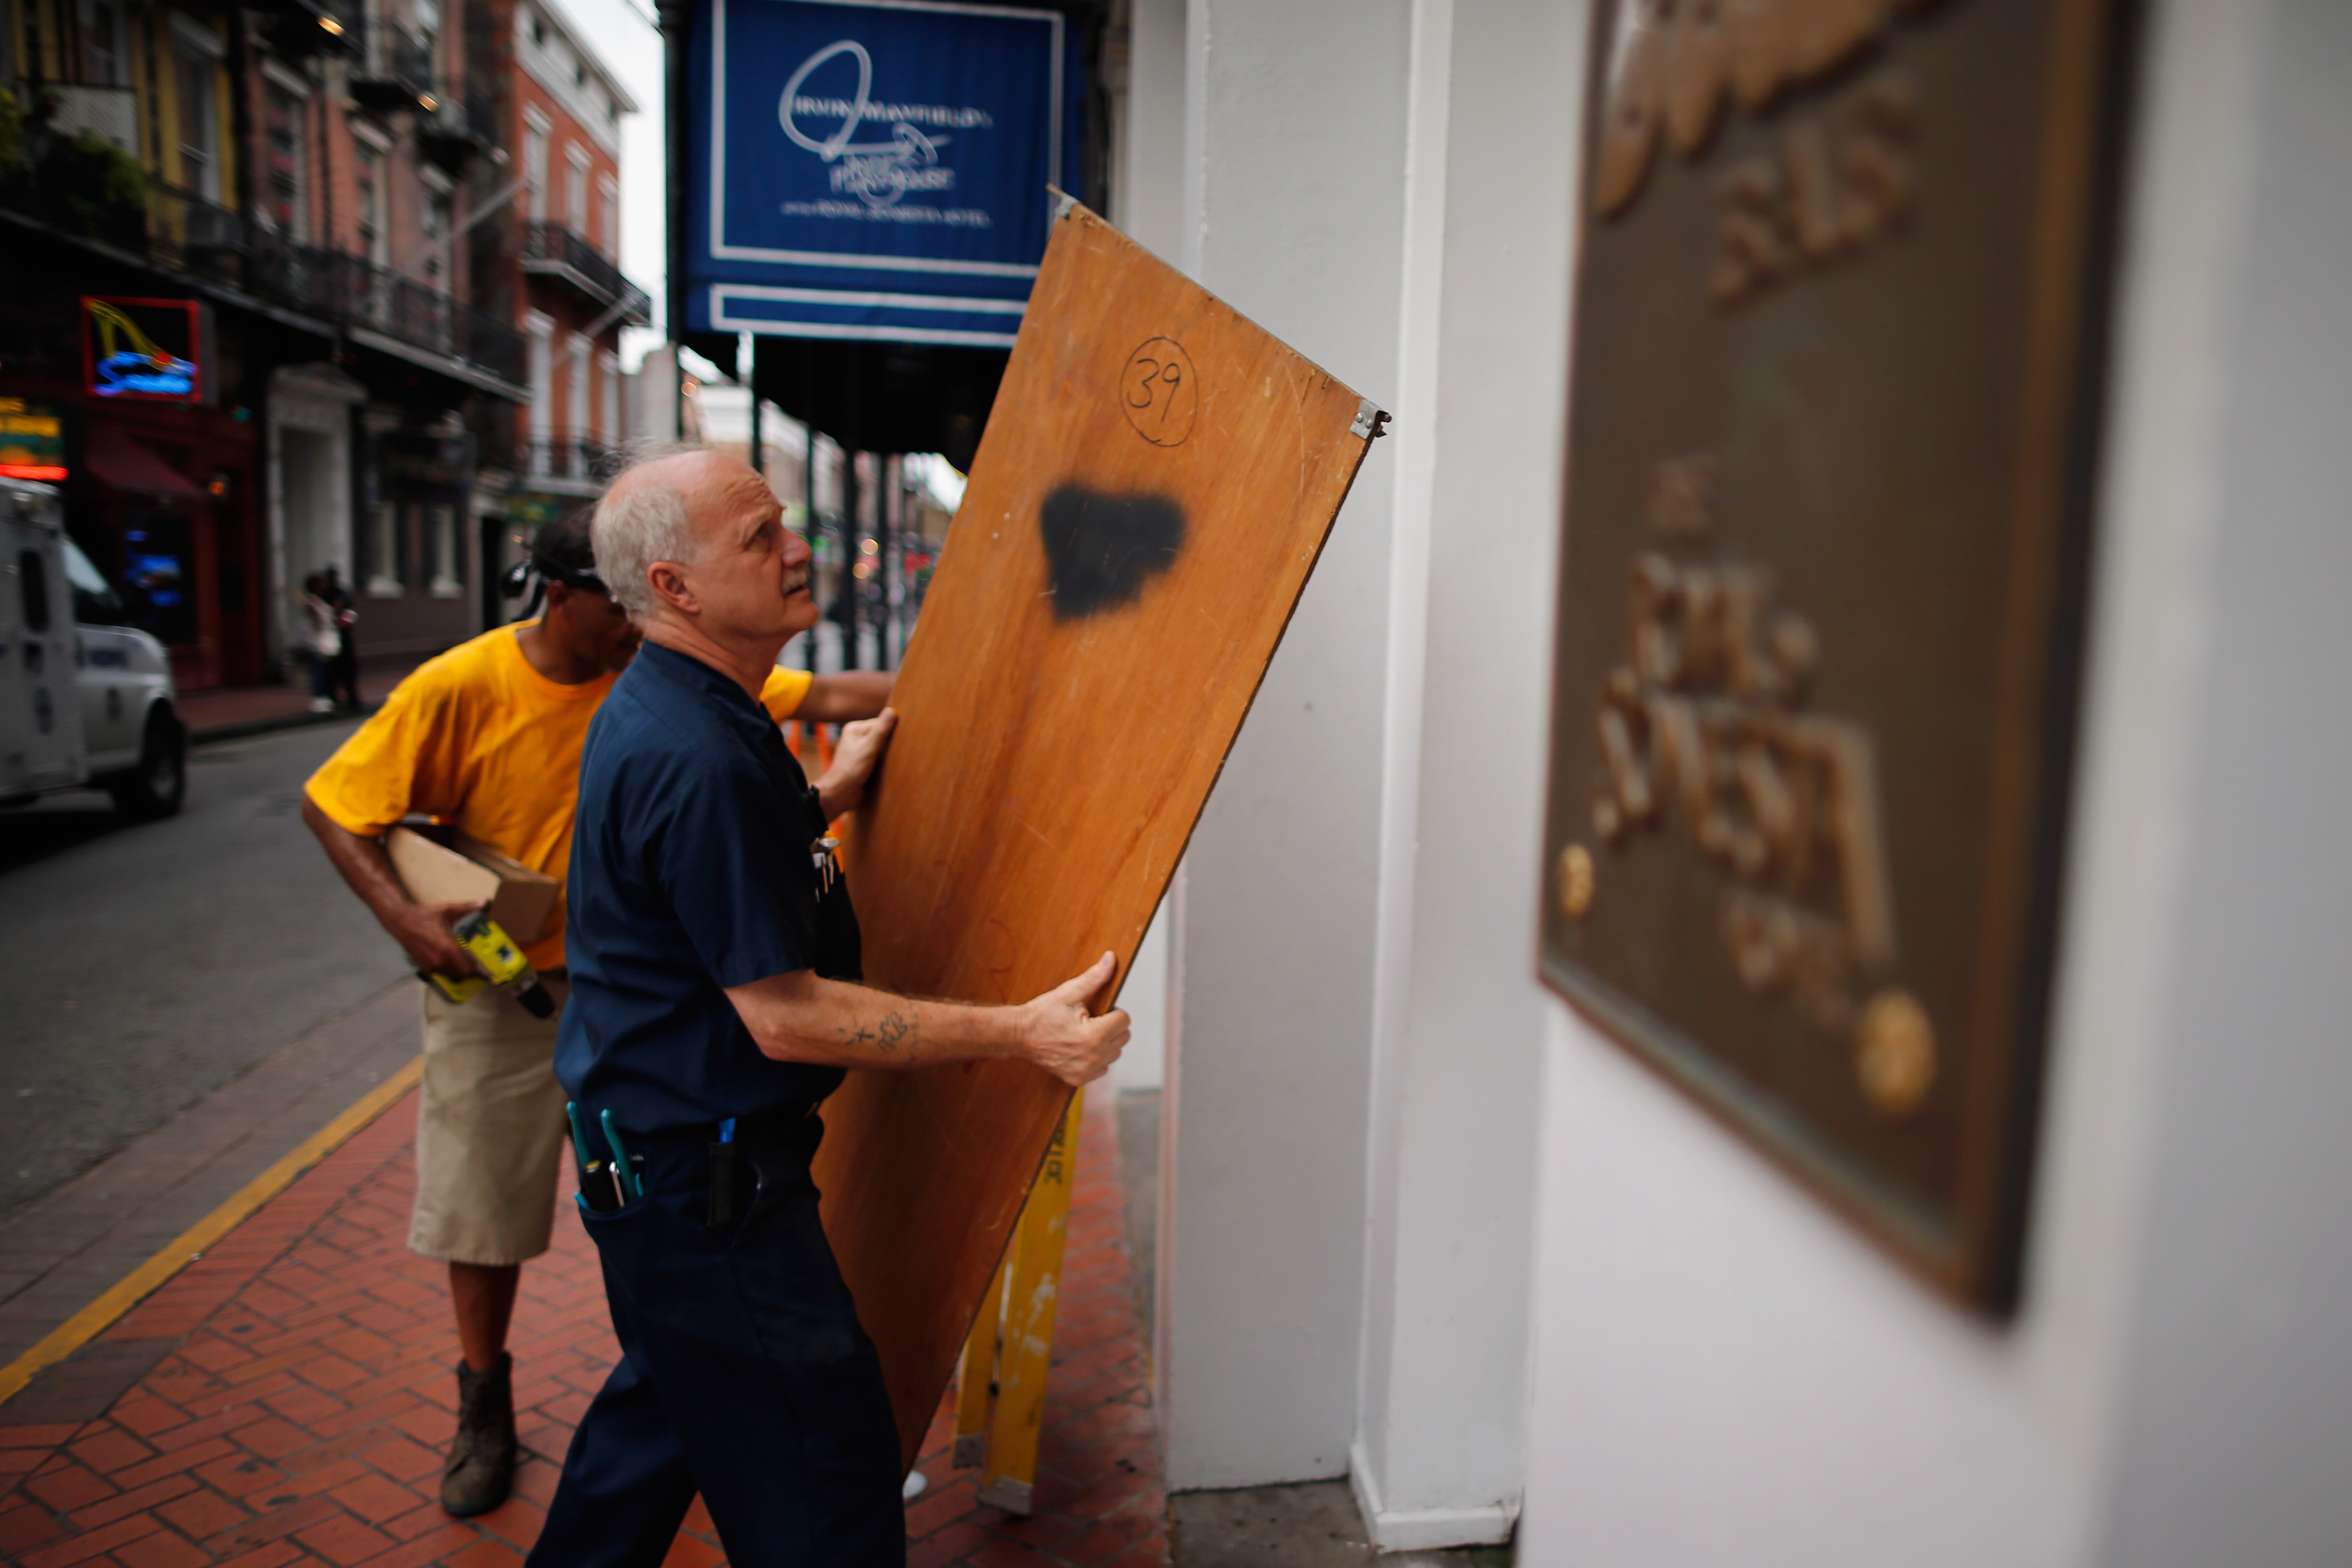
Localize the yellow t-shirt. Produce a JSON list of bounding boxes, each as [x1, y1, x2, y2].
[[306, 626, 814, 970]]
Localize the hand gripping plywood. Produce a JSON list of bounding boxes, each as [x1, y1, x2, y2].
[[812, 201, 1383, 1461]]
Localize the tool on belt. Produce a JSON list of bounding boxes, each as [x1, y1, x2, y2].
[[420, 908, 555, 1018], [564, 1103, 760, 1225], [708, 1117, 752, 1228], [568, 1102, 643, 1213]]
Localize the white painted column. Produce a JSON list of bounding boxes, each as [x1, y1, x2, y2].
[[2080, 0, 2352, 1558], [1347, 0, 1582, 1548], [1115, 0, 1186, 266], [1101, 0, 1190, 1109], [265, 364, 364, 670], [1155, 0, 1411, 1492], [1104, 902, 1168, 1096]]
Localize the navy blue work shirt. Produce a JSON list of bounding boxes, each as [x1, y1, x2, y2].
[[555, 641, 858, 1133]]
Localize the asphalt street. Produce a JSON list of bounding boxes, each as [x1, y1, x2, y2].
[[0, 720, 410, 1221]]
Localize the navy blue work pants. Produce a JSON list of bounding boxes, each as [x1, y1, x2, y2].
[[526, 1116, 904, 1568]]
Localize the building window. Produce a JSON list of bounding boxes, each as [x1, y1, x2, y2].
[[599, 350, 620, 446], [366, 501, 402, 597], [566, 337, 589, 471], [174, 51, 218, 200], [81, 0, 128, 86], [263, 83, 307, 238], [565, 143, 590, 233], [355, 144, 387, 265], [428, 504, 462, 598], [597, 173, 618, 257], [523, 113, 549, 224], [421, 185, 453, 291], [526, 312, 555, 472]]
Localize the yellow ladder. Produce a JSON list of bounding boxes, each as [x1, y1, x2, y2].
[[952, 1088, 1082, 1515]]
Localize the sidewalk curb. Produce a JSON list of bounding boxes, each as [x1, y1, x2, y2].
[[0, 1054, 424, 1411], [188, 700, 383, 748]]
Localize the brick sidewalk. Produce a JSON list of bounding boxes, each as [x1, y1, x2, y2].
[[0, 1090, 1167, 1568]]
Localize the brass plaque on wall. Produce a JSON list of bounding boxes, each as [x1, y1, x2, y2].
[[1539, 0, 2132, 1308]]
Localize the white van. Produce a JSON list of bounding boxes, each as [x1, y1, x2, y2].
[[0, 477, 186, 818]]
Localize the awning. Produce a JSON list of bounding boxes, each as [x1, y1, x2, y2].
[[86, 422, 205, 499]]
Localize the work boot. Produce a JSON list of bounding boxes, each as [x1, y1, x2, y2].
[[441, 1353, 516, 1517]]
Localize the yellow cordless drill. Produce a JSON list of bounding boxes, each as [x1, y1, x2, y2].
[[421, 908, 556, 1018]]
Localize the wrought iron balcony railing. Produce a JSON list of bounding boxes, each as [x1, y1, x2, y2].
[[348, 17, 436, 112], [416, 95, 488, 174], [247, 238, 526, 388], [142, 182, 247, 270], [519, 222, 652, 327], [519, 429, 617, 485], [2, 161, 526, 392], [253, 0, 353, 59]]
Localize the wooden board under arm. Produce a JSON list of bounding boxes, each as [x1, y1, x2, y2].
[[812, 201, 1382, 1462]]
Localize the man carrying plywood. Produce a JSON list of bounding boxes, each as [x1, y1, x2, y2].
[[526, 449, 1128, 1567], [299, 512, 892, 1516]]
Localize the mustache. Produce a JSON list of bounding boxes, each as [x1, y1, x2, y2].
[[781, 565, 811, 594]]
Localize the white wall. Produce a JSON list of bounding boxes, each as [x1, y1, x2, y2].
[[1515, 0, 2352, 1563], [1129, 0, 2352, 1553], [1156, 0, 1410, 1492], [1522, 1000, 2085, 1568]]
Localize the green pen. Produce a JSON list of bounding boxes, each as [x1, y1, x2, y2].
[[567, 1102, 621, 1211], [601, 1107, 642, 1200], [565, 1102, 595, 1170]]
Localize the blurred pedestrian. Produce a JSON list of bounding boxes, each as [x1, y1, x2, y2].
[[320, 564, 361, 710], [300, 572, 339, 714]]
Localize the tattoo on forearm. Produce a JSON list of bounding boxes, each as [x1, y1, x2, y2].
[[823, 1000, 918, 1064]]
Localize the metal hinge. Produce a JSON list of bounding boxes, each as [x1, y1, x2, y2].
[[1352, 400, 1391, 440], [1052, 188, 1078, 221]]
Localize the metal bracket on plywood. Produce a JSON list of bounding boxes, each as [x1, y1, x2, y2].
[[1352, 400, 1391, 439]]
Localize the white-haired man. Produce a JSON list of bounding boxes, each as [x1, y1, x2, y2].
[[528, 449, 1127, 1567]]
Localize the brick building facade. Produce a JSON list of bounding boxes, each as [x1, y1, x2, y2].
[[470, 0, 644, 572]]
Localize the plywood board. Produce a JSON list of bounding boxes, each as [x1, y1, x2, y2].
[[812, 202, 1381, 1458]]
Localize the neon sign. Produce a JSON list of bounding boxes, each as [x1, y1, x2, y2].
[[81, 296, 209, 402], [0, 397, 66, 481]]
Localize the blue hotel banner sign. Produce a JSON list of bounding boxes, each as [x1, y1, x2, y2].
[[686, 0, 1082, 348]]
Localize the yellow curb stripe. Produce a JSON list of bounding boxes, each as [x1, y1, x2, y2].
[[0, 1054, 425, 1412]]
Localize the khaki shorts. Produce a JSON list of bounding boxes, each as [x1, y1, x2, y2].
[[409, 974, 571, 1266]]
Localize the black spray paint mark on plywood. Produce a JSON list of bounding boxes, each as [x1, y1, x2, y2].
[[1039, 487, 1186, 621]]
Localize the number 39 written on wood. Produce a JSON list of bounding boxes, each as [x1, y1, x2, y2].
[[1119, 336, 1199, 447]]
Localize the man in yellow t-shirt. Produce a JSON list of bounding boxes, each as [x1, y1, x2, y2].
[[300, 514, 891, 1518]]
